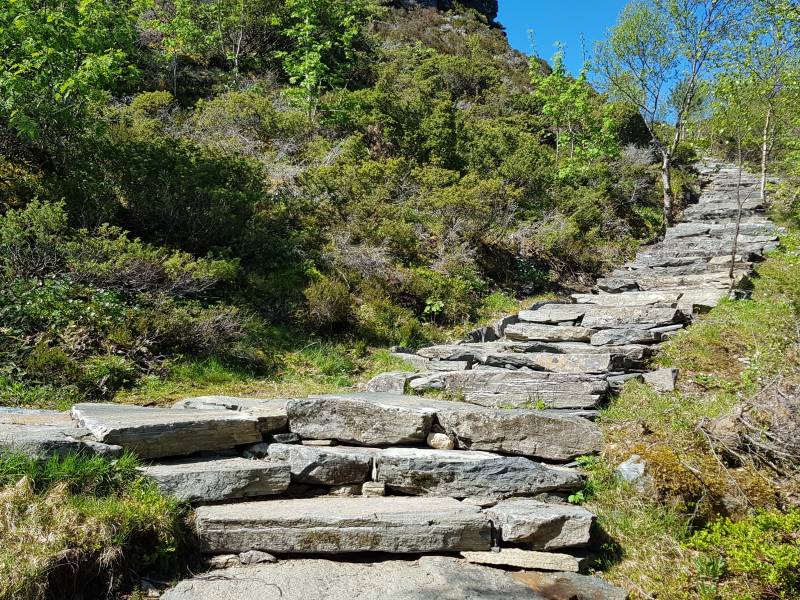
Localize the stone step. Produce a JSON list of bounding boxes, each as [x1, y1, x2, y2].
[[504, 323, 595, 342], [288, 393, 602, 461], [580, 306, 684, 329], [570, 291, 681, 307], [597, 270, 750, 292], [162, 556, 547, 600], [487, 498, 594, 550], [374, 447, 584, 498], [0, 408, 122, 459], [71, 403, 262, 459], [173, 396, 288, 434], [138, 456, 290, 502], [266, 443, 381, 486], [408, 370, 608, 409], [195, 496, 493, 554]]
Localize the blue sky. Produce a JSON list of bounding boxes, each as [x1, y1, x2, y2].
[[497, 1, 630, 75]]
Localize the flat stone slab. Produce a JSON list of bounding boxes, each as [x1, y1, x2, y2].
[[266, 443, 381, 485], [518, 304, 589, 323], [287, 395, 435, 446], [487, 499, 595, 550], [409, 370, 607, 409], [162, 556, 544, 600], [138, 456, 290, 502], [173, 396, 288, 434], [375, 447, 583, 498], [287, 393, 602, 461], [195, 497, 492, 554], [505, 323, 595, 342], [580, 306, 682, 329], [0, 408, 124, 459], [71, 403, 262, 459], [571, 291, 681, 307], [461, 548, 582, 572]]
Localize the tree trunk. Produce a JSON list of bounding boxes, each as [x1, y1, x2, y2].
[[661, 152, 674, 228], [760, 103, 772, 201]]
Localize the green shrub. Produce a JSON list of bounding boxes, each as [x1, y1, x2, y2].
[[303, 276, 353, 331], [691, 510, 800, 599]]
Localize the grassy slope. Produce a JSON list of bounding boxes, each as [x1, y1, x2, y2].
[[585, 229, 800, 599]]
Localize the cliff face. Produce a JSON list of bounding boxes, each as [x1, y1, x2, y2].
[[393, 0, 499, 22]]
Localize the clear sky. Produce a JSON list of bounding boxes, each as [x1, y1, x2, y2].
[[497, 1, 630, 75]]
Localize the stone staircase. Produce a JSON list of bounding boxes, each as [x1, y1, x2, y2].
[[0, 161, 783, 599]]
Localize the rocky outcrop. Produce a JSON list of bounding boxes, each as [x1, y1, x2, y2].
[[391, 0, 498, 22]]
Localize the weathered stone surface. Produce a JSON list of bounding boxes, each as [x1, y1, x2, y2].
[[162, 556, 543, 600], [505, 323, 595, 342], [195, 497, 492, 554], [487, 499, 595, 549], [0, 408, 124, 458], [375, 447, 583, 498], [513, 571, 628, 600], [287, 395, 435, 446], [138, 456, 290, 502], [461, 548, 582, 572], [677, 288, 728, 313], [271, 432, 301, 444], [518, 304, 588, 324], [286, 393, 603, 461], [590, 327, 662, 346], [409, 370, 607, 409], [362, 481, 386, 497], [642, 368, 678, 392], [365, 371, 418, 393], [616, 454, 646, 483], [581, 306, 682, 329], [174, 396, 288, 434], [391, 352, 431, 370], [72, 403, 262, 459], [266, 443, 380, 485], [571, 291, 681, 307]]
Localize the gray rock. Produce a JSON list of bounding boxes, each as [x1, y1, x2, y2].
[[301, 439, 337, 446], [241, 442, 270, 459], [375, 447, 583, 498], [72, 403, 262, 459], [518, 305, 589, 324], [409, 370, 607, 409], [677, 288, 727, 313], [0, 410, 123, 459], [493, 314, 520, 337], [615, 454, 646, 483], [513, 571, 628, 600], [590, 328, 662, 346], [174, 396, 288, 434], [427, 432, 455, 450], [607, 373, 644, 392], [391, 352, 431, 370], [365, 371, 419, 393], [266, 443, 380, 485], [271, 432, 301, 444], [138, 456, 290, 502], [287, 395, 435, 446], [428, 360, 470, 371], [461, 548, 582, 572], [642, 368, 679, 392], [162, 556, 543, 600], [571, 291, 681, 307], [487, 499, 595, 549], [238, 550, 277, 565], [195, 496, 492, 554], [462, 325, 498, 343], [581, 307, 682, 329], [206, 554, 240, 569], [505, 323, 595, 342], [329, 483, 363, 497]]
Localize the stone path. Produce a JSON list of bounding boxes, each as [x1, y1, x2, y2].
[[0, 161, 782, 599]]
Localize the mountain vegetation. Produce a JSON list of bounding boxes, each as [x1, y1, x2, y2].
[[0, 0, 799, 599]]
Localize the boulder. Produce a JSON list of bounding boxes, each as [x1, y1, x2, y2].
[[266, 443, 380, 485], [71, 403, 262, 459], [504, 323, 595, 342], [287, 395, 435, 446], [487, 499, 595, 549], [173, 396, 288, 434], [138, 456, 290, 502], [375, 447, 583, 498], [195, 496, 492, 554]]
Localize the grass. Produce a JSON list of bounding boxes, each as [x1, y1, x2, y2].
[[581, 229, 800, 599], [0, 452, 187, 600]]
